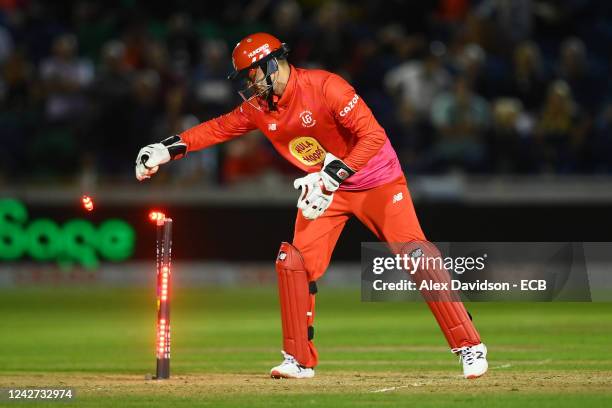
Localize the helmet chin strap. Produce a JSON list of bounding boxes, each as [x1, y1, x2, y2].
[[266, 79, 276, 111], [262, 58, 278, 111]]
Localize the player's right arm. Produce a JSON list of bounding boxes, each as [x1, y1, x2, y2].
[[135, 104, 256, 181], [180, 104, 256, 152]]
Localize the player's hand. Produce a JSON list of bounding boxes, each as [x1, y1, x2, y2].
[[293, 173, 334, 220], [135, 135, 187, 181], [135, 143, 170, 181], [294, 153, 355, 196], [292, 153, 355, 220]]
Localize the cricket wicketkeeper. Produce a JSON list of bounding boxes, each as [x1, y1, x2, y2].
[[135, 33, 489, 379]]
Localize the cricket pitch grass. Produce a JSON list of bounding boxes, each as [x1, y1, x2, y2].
[[1, 286, 611, 407]]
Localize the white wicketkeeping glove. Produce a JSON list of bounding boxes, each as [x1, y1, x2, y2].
[[135, 135, 187, 181], [293, 153, 355, 220], [294, 173, 333, 220]]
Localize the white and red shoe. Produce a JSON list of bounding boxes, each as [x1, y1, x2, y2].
[[453, 343, 488, 379], [270, 351, 315, 379]]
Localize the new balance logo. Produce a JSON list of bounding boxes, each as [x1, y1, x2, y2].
[[392, 192, 403, 203], [409, 248, 423, 259], [268, 123, 277, 131]]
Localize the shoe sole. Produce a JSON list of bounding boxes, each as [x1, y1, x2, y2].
[[465, 367, 488, 379], [270, 370, 291, 379], [270, 370, 314, 379]]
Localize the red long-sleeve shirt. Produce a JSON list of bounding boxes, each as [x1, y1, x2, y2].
[[180, 65, 402, 190]]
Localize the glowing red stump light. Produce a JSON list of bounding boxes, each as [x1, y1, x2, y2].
[[81, 195, 94, 211], [149, 211, 165, 223], [150, 211, 172, 379]]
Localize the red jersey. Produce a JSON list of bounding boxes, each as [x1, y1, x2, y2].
[[180, 66, 403, 190]]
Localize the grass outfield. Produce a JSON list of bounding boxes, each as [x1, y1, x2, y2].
[[1, 286, 611, 407]]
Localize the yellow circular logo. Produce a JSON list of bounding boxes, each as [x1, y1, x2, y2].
[[289, 137, 326, 166]]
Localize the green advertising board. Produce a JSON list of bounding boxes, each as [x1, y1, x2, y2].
[[0, 199, 135, 269]]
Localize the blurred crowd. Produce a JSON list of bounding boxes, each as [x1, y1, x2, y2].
[[1, 0, 612, 185]]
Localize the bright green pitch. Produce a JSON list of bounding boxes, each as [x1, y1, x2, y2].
[[1, 286, 611, 407]]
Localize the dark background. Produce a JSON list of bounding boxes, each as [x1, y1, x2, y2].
[[2, 0, 612, 182]]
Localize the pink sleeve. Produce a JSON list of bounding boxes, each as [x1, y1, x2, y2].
[[322, 74, 387, 171]]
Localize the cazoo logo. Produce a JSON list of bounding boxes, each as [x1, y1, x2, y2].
[[339, 94, 359, 117]]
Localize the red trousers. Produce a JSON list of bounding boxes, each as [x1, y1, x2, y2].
[[289, 176, 481, 367], [293, 176, 426, 280]]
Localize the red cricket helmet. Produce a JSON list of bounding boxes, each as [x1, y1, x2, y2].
[[228, 33, 290, 110], [228, 33, 289, 80]]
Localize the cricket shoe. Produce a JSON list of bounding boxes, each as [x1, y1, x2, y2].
[[270, 351, 315, 379], [452, 343, 488, 379]]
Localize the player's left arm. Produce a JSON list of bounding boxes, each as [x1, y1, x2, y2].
[[322, 73, 387, 172]]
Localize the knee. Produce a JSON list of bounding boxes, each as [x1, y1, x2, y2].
[[281, 242, 325, 281], [276, 242, 319, 295], [276, 242, 306, 272]]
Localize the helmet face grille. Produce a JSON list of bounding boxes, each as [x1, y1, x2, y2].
[[237, 58, 279, 107]]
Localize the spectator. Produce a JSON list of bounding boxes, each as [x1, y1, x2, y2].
[[143, 41, 179, 95], [271, 0, 308, 66], [454, 43, 495, 98], [486, 98, 536, 173], [154, 85, 187, 140], [0, 47, 33, 180], [430, 75, 490, 172], [475, 0, 533, 47], [306, 1, 354, 71], [121, 70, 163, 176], [29, 34, 93, 178], [121, 19, 149, 70], [39, 33, 94, 122], [534, 80, 589, 173], [384, 41, 450, 119], [0, 24, 13, 64], [166, 13, 200, 74], [1, 47, 33, 109], [591, 103, 612, 173], [507, 41, 548, 113], [557, 37, 601, 114], [386, 100, 435, 174], [87, 40, 132, 175], [190, 39, 234, 118]]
